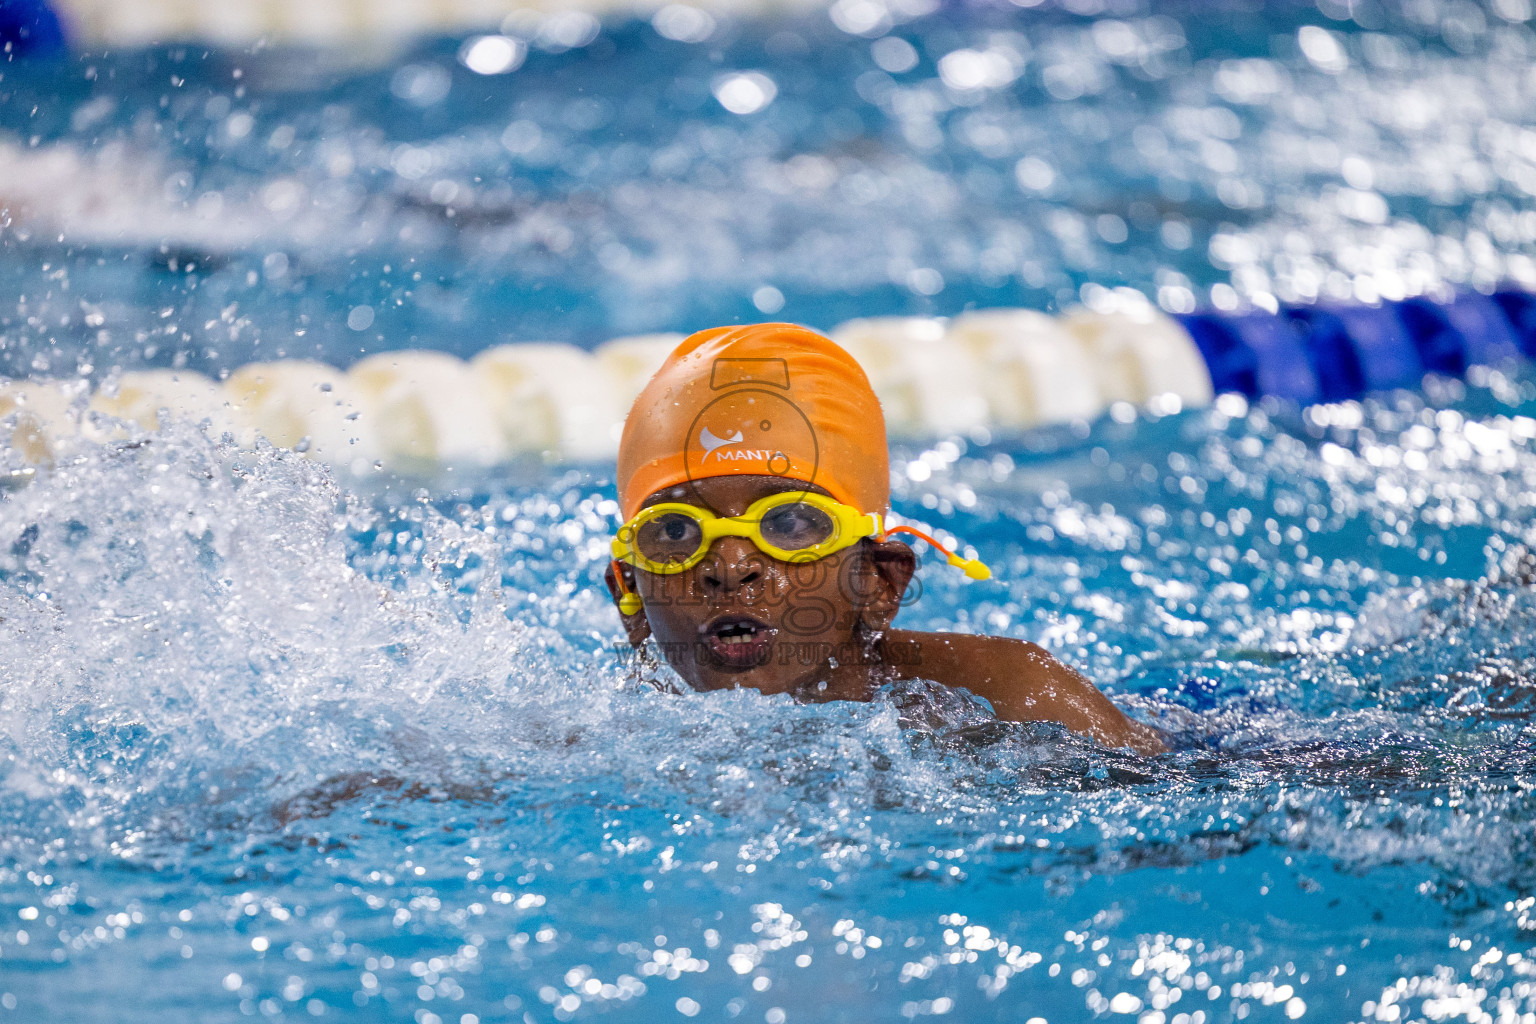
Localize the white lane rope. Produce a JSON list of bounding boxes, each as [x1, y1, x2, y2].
[[0, 306, 1213, 472]]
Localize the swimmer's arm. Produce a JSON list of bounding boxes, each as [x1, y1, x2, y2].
[[883, 630, 1167, 755]]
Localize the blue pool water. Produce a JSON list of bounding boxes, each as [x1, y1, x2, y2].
[[3, 1, 1536, 1022], [4, 385, 1536, 1022], [2, 1, 1534, 372]]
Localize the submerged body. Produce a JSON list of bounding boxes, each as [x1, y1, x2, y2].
[[607, 324, 1165, 754]]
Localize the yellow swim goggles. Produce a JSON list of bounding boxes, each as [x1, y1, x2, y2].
[[609, 492, 990, 615], [613, 491, 879, 575]]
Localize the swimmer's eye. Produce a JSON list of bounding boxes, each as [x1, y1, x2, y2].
[[759, 502, 835, 550], [636, 512, 703, 560]]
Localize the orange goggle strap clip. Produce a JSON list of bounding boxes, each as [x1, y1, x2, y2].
[[611, 559, 644, 616], [878, 525, 993, 580], [610, 525, 991, 616]]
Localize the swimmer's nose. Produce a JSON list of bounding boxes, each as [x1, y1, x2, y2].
[[699, 537, 764, 595]]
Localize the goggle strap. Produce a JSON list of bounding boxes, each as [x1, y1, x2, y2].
[[879, 525, 992, 581]]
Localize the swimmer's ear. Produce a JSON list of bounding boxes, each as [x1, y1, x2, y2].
[[604, 560, 652, 646], [858, 538, 917, 632]]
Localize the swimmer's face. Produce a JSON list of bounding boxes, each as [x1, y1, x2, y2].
[[606, 475, 915, 699]]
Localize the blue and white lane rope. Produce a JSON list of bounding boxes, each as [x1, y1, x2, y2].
[[0, 289, 1530, 473], [1176, 289, 1534, 406]]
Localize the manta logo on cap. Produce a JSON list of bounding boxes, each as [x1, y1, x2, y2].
[[699, 424, 783, 465], [698, 426, 744, 458]]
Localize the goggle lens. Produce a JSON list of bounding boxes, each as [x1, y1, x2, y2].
[[635, 511, 704, 565], [758, 501, 837, 551]]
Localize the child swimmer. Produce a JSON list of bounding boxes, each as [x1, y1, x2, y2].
[[604, 323, 1166, 755]]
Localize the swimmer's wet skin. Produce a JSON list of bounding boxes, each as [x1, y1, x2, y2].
[[604, 323, 1166, 756]]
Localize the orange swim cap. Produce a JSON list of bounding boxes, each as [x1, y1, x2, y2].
[[616, 323, 890, 519]]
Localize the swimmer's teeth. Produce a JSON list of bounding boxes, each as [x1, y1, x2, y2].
[[716, 624, 759, 645]]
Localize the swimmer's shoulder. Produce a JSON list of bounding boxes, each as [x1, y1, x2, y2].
[[881, 629, 1167, 754], [880, 629, 1061, 689]]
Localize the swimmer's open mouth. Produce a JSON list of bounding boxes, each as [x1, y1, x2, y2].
[[700, 614, 775, 670]]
